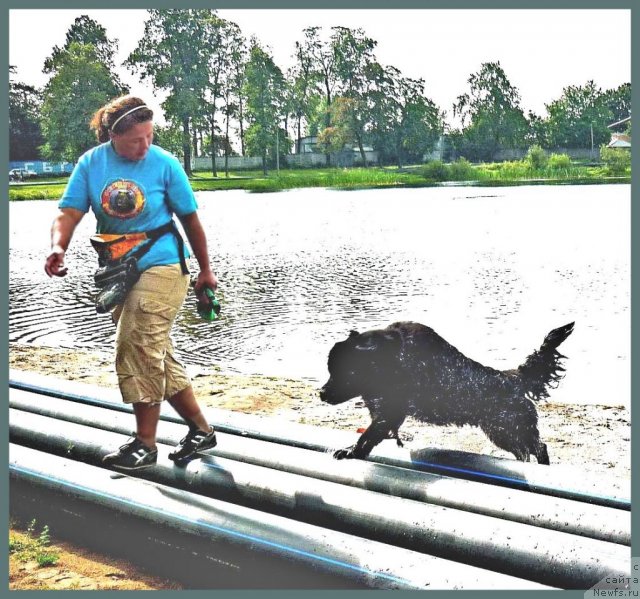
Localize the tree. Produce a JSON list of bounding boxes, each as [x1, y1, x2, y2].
[[219, 22, 247, 175], [329, 27, 379, 166], [526, 111, 548, 147], [201, 13, 231, 177], [9, 67, 44, 161], [393, 78, 444, 167], [304, 95, 329, 137], [228, 39, 249, 158], [292, 26, 382, 165], [243, 41, 287, 174], [317, 97, 357, 154], [602, 82, 631, 125], [126, 9, 213, 174], [199, 17, 246, 177], [44, 15, 120, 74], [543, 81, 612, 149], [295, 27, 339, 164], [288, 41, 319, 153], [40, 41, 127, 161], [370, 67, 442, 167], [39, 16, 126, 161], [297, 27, 337, 130], [453, 61, 528, 161], [153, 122, 184, 156]]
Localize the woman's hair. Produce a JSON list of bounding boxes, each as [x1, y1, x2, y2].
[[90, 95, 154, 143]]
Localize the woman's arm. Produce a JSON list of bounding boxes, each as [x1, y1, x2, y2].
[[44, 207, 85, 277], [178, 211, 218, 295]]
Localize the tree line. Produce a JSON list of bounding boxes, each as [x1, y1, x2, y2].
[[9, 10, 631, 175]]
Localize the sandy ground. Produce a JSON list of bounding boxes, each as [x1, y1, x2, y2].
[[9, 529, 181, 590], [8, 342, 632, 589]]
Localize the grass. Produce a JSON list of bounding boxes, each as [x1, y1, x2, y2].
[[8, 161, 629, 202], [9, 519, 60, 567], [9, 183, 67, 201], [475, 161, 599, 181], [417, 158, 630, 184], [190, 167, 427, 192]]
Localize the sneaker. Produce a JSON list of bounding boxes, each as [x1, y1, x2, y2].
[[168, 426, 217, 463], [103, 436, 158, 470]]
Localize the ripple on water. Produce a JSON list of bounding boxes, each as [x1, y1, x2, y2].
[[9, 185, 630, 404]]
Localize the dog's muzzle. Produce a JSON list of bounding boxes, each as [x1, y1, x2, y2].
[[319, 383, 350, 405]]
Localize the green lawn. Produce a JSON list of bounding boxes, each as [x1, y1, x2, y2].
[[8, 163, 630, 202]]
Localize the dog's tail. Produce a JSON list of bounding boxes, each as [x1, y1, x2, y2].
[[516, 322, 575, 401]]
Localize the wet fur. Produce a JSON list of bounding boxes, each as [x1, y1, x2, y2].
[[319, 321, 574, 464]]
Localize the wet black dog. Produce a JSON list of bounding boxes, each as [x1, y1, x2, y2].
[[320, 321, 574, 464]]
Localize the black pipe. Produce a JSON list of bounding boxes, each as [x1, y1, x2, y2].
[[9, 388, 630, 545], [9, 372, 631, 510], [10, 409, 630, 589], [9, 443, 553, 591], [10, 476, 349, 590]]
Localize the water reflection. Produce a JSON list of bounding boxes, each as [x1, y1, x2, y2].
[[9, 185, 630, 405]]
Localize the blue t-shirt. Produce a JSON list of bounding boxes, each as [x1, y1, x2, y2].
[[59, 142, 197, 272]]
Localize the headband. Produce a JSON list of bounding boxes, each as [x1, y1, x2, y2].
[[110, 105, 150, 131]]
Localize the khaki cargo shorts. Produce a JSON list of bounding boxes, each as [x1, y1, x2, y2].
[[112, 264, 191, 404]]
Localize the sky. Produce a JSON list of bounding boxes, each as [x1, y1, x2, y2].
[[9, 8, 631, 129]]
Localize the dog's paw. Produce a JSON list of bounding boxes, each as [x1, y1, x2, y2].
[[333, 447, 356, 460]]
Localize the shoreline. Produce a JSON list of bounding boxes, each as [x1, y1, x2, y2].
[[8, 172, 631, 201], [9, 342, 631, 480]]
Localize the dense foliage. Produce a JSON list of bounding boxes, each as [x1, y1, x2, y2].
[[453, 62, 528, 162], [39, 16, 127, 162], [9, 67, 44, 161], [10, 10, 631, 172]]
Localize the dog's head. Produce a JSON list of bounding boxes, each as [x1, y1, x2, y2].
[[319, 328, 403, 404]]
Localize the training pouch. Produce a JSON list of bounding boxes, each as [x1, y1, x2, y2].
[[94, 257, 140, 313], [90, 221, 188, 314]]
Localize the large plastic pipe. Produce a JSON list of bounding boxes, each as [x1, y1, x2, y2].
[[10, 477, 343, 591], [9, 369, 630, 510], [10, 374, 631, 509], [9, 389, 630, 546], [10, 409, 630, 589], [9, 444, 553, 591]]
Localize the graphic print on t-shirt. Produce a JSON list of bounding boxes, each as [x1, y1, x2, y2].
[[101, 179, 145, 219]]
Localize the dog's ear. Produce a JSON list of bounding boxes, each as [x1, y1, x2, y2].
[[354, 334, 378, 352], [358, 330, 403, 357], [348, 330, 360, 339]]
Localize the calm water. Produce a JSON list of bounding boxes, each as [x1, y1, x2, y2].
[[9, 184, 630, 406]]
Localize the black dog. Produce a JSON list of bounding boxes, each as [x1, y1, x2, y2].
[[320, 321, 574, 464]]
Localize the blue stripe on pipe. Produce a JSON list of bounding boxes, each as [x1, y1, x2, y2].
[[9, 464, 412, 586], [408, 459, 631, 509]]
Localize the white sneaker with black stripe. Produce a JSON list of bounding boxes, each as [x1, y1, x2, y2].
[[102, 436, 158, 470]]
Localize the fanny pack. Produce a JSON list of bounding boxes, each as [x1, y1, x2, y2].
[[93, 257, 140, 313], [91, 221, 189, 314]]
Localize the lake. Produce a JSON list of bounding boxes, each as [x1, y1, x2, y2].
[[9, 184, 630, 406]]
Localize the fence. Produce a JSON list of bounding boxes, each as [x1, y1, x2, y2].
[[9, 160, 74, 175], [192, 155, 263, 171], [11, 147, 602, 177], [193, 150, 379, 171]]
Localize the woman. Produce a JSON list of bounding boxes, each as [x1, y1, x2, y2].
[[44, 95, 218, 470]]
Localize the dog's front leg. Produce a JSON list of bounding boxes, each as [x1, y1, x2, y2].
[[333, 411, 406, 460]]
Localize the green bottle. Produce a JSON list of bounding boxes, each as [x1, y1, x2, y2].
[[197, 287, 221, 320]]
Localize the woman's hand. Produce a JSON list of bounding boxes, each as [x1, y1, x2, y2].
[[45, 208, 84, 278], [193, 269, 218, 300], [44, 246, 68, 277]]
